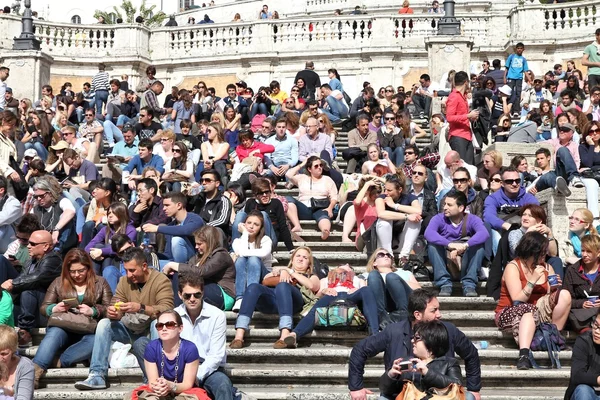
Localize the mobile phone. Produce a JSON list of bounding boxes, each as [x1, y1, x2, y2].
[[63, 298, 79, 308]]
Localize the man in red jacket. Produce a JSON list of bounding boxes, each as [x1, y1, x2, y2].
[[446, 71, 480, 165]]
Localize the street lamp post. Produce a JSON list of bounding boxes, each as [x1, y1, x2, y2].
[[437, 0, 461, 35], [13, 0, 41, 50]]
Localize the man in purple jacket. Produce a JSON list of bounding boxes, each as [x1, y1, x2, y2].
[[424, 191, 489, 297]]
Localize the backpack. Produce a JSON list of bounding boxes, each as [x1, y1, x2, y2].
[[314, 299, 366, 328], [529, 322, 565, 369]]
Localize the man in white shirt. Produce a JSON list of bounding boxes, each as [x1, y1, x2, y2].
[[175, 273, 233, 400], [583, 85, 600, 121], [0, 67, 9, 111], [435, 150, 477, 206], [413, 74, 438, 119]]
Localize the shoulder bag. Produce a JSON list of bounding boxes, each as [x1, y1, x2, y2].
[[47, 310, 98, 335], [309, 178, 330, 211], [314, 299, 366, 328]]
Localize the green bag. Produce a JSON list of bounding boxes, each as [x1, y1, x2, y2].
[[314, 299, 366, 328]]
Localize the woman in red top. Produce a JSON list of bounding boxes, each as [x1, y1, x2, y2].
[[348, 177, 383, 249], [495, 231, 572, 370]]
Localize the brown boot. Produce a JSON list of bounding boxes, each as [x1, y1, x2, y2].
[[33, 363, 45, 389]]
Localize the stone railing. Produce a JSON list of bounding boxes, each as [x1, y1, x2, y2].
[[509, 0, 600, 41]]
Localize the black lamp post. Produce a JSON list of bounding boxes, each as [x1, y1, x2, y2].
[[13, 0, 41, 50], [437, 0, 461, 35]]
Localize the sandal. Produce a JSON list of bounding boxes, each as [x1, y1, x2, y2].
[[283, 334, 297, 348], [273, 339, 288, 349], [229, 339, 244, 349]]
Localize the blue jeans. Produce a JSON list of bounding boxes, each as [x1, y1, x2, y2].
[[236, 282, 303, 331], [89, 319, 150, 378], [572, 384, 600, 400], [382, 147, 404, 167], [536, 171, 558, 191], [75, 107, 85, 123], [234, 257, 269, 300], [323, 95, 348, 121], [484, 222, 502, 258], [250, 102, 269, 119], [103, 120, 124, 145], [428, 243, 485, 290], [201, 370, 234, 400], [94, 90, 109, 115], [24, 141, 49, 161], [33, 326, 95, 370], [116, 114, 133, 127], [170, 236, 196, 263], [15, 289, 46, 329], [555, 146, 580, 183], [231, 211, 277, 248], [102, 264, 122, 293], [507, 78, 523, 114], [367, 270, 412, 314], [286, 198, 329, 223], [293, 288, 379, 338]]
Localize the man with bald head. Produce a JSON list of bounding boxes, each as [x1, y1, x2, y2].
[[1, 230, 62, 346], [435, 150, 477, 206]]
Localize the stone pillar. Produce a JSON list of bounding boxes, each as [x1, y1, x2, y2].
[[425, 36, 473, 84], [13, 0, 41, 50], [0, 51, 53, 100], [438, 0, 461, 35]]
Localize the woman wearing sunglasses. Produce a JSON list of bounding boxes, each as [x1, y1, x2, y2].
[[381, 320, 465, 399], [578, 122, 600, 221], [140, 310, 201, 399], [162, 141, 194, 194], [365, 247, 420, 328], [230, 246, 320, 349]]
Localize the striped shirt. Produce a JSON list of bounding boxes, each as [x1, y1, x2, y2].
[[91, 71, 110, 92]]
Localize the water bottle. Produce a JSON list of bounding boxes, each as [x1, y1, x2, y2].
[[142, 234, 152, 254], [190, 185, 204, 196], [473, 341, 488, 350]]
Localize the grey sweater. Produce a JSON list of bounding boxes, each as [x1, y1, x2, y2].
[[14, 356, 34, 400]]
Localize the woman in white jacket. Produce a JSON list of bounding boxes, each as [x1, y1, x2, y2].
[[231, 210, 273, 311]]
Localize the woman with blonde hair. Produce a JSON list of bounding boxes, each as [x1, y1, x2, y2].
[[163, 225, 236, 309], [197, 122, 230, 186], [230, 246, 320, 349], [210, 112, 226, 130], [366, 247, 421, 327], [0, 324, 34, 398], [564, 208, 600, 265], [477, 149, 503, 190], [318, 113, 337, 156], [154, 129, 176, 166]]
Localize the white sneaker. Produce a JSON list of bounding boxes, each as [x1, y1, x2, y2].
[[478, 266, 489, 281], [232, 298, 243, 313], [554, 176, 571, 197], [570, 176, 585, 188]]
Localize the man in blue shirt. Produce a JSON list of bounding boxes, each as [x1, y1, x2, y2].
[[142, 191, 204, 265], [504, 42, 528, 117], [265, 117, 299, 179], [124, 138, 165, 191], [101, 125, 139, 184]]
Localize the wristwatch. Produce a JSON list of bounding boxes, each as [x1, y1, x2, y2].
[[139, 304, 146, 314]]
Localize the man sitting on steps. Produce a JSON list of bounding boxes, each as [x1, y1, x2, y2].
[[348, 288, 481, 400]]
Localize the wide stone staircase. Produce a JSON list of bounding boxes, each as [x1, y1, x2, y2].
[[28, 121, 572, 399]]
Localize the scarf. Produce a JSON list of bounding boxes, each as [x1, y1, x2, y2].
[[569, 231, 589, 257]]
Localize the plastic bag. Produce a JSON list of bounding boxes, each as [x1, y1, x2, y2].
[[109, 341, 139, 369]]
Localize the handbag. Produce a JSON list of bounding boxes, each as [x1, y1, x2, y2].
[[9, 155, 29, 201], [396, 380, 466, 400], [47, 310, 98, 335], [309, 178, 330, 211], [314, 299, 366, 328], [581, 166, 600, 183], [121, 312, 152, 335]]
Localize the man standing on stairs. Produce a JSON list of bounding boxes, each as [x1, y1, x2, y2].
[[175, 272, 234, 400], [343, 114, 377, 174], [348, 288, 481, 400], [446, 71, 480, 165]]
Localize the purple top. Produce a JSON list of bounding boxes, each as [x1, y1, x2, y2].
[[144, 338, 199, 383], [424, 213, 490, 247], [84, 223, 137, 256]]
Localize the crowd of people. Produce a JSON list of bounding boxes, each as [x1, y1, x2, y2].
[[1, 35, 600, 399]]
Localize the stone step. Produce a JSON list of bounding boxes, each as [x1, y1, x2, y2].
[[31, 386, 568, 400]]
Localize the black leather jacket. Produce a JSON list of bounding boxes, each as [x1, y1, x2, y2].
[[12, 251, 62, 294], [379, 356, 464, 397]]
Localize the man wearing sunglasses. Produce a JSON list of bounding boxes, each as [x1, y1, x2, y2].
[[582, 86, 600, 121], [193, 169, 232, 237], [402, 144, 439, 191], [174, 273, 234, 400], [75, 247, 174, 390], [441, 167, 483, 219], [483, 167, 539, 257], [349, 288, 481, 400], [1, 230, 61, 347]]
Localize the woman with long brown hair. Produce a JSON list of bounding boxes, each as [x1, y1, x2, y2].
[[171, 89, 195, 134], [163, 141, 194, 193], [32, 248, 112, 387], [22, 110, 56, 161], [85, 202, 136, 292], [198, 122, 230, 187]]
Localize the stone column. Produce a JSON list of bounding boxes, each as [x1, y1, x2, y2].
[[0, 51, 53, 100], [424, 36, 473, 84]]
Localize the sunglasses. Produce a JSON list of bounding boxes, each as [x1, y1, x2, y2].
[[453, 178, 469, 184], [140, 114, 148, 117], [182, 292, 202, 300], [16, 235, 29, 243], [376, 252, 393, 260], [590, 128, 600, 135], [413, 171, 426, 176], [256, 190, 271, 197], [490, 178, 502, 183], [201, 178, 215, 183], [569, 216, 587, 224], [384, 117, 395, 121], [311, 164, 323, 169], [405, 152, 415, 155], [503, 178, 521, 185], [385, 89, 394, 92], [198, 86, 205, 89], [33, 193, 48, 199], [27, 241, 46, 247], [291, 89, 299, 92], [160, 138, 170, 142], [173, 149, 182, 153], [85, 114, 94, 117], [156, 321, 179, 330]]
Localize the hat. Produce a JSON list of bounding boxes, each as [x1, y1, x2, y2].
[[236, 81, 247, 88], [498, 85, 512, 96], [5, 87, 12, 93], [49, 140, 69, 151], [24, 149, 38, 158], [559, 122, 576, 132]]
